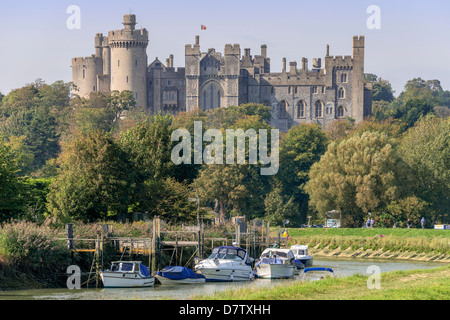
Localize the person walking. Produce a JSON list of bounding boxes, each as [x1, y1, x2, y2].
[[407, 218, 412, 229], [421, 217, 426, 230]]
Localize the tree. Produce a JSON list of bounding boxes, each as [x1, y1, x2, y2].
[[264, 185, 297, 226], [47, 131, 136, 222], [399, 116, 450, 224], [277, 123, 328, 225], [372, 78, 395, 103], [0, 136, 23, 221], [305, 131, 408, 227]]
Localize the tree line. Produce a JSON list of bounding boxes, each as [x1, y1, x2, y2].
[[0, 76, 448, 228]]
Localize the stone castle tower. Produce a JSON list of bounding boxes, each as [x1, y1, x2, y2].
[[72, 14, 371, 131], [72, 14, 148, 109]]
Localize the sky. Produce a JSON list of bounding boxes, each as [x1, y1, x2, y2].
[[0, 0, 449, 96]]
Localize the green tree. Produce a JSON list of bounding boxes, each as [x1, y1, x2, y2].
[[278, 123, 328, 225], [47, 131, 136, 222], [0, 136, 24, 221], [399, 116, 450, 224], [264, 185, 297, 226], [305, 131, 408, 227]]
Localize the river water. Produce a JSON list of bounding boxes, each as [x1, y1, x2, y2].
[[0, 257, 444, 300]]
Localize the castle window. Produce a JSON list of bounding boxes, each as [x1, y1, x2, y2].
[[295, 87, 298, 94], [93, 86, 96, 91], [288, 87, 291, 94], [271, 87, 274, 94], [315, 100, 323, 118], [118, 60, 120, 67], [337, 106, 345, 118], [279, 101, 288, 119], [127, 76, 129, 83], [83, 70, 85, 79], [312, 86, 318, 94], [338, 87, 345, 99], [168, 80, 171, 86], [297, 101, 305, 118], [322, 87, 325, 94], [341, 73, 347, 83]]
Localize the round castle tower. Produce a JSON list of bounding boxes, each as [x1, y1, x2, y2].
[[109, 14, 148, 109]]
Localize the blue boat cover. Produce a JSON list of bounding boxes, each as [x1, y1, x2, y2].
[[293, 259, 305, 267], [140, 264, 151, 277], [156, 266, 206, 280], [304, 267, 334, 273]]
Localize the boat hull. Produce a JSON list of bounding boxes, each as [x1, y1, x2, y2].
[[256, 264, 295, 279], [196, 267, 254, 282], [100, 272, 155, 288], [155, 275, 205, 285]]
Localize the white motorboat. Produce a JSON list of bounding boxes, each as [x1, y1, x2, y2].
[[155, 266, 206, 284], [100, 261, 155, 288], [194, 246, 254, 282], [291, 245, 313, 268], [255, 248, 296, 279]]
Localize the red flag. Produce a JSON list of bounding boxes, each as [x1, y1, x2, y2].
[[201, 25, 207, 30]]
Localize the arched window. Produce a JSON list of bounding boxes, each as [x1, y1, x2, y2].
[[297, 100, 305, 118], [338, 87, 345, 99], [315, 100, 323, 118], [279, 101, 288, 119], [337, 106, 345, 118]]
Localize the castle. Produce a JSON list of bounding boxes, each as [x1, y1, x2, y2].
[[72, 14, 372, 131]]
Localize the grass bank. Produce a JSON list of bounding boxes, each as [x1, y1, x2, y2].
[[286, 228, 450, 263], [194, 264, 450, 300]]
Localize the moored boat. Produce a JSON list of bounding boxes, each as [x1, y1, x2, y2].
[[290, 245, 313, 268], [100, 261, 155, 288], [255, 248, 296, 279], [194, 246, 254, 282], [155, 266, 206, 284]]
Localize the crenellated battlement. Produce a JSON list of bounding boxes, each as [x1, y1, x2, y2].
[[224, 44, 241, 56]]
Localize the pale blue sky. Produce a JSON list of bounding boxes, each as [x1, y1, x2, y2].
[[0, 0, 449, 96]]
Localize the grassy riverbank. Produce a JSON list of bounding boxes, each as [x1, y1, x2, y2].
[[195, 264, 450, 300], [286, 228, 450, 263]]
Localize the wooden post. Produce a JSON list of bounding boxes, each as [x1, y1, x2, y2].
[[277, 226, 281, 247], [65, 224, 74, 250], [266, 221, 270, 247]]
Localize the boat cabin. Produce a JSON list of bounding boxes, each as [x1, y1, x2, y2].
[[291, 245, 309, 256], [207, 246, 251, 264], [260, 248, 295, 261]]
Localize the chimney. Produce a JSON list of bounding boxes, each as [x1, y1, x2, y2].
[[289, 61, 297, 74], [282, 57, 287, 73], [261, 45, 267, 58]]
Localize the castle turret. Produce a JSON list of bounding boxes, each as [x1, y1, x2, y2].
[[351, 36, 365, 122], [109, 14, 148, 109]]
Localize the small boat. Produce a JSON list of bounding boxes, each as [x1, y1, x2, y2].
[[155, 266, 206, 284], [255, 248, 296, 279], [291, 245, 313, 268], [302, 267, 334, 281], [100, 261, 155, 288], [194, 246, 254, 282]]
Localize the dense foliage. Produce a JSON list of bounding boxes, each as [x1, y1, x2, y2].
[[0, 76, 448, 227]]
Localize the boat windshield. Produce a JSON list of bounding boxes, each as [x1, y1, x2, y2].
[[296, 250, 306, 255], [262, 250, 288, 259], [208, 247, 245, 260]]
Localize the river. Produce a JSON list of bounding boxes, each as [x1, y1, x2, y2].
[[0, 257, 445, 300]]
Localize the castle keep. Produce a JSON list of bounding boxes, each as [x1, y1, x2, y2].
[[72, 14, 372, 131]]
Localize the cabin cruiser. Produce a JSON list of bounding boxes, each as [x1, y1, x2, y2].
[[194, 246, 254, 282], [291, 245, 313, 268], [255, 248, 296, 279], [100, 261, 155, 288]]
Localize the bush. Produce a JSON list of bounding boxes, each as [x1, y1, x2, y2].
[[0, 220, 70, 273]]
